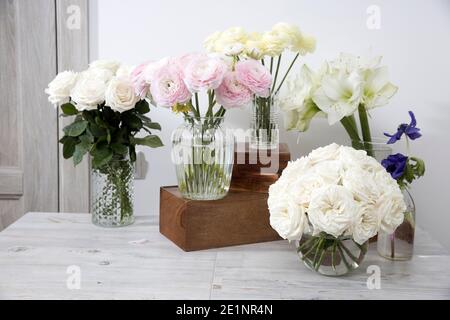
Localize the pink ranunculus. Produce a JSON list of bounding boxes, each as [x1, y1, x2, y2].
[[183, 54, 228, 92], [173, 53, 202, 77], [143, 57, 170, 84], [235, 59, 272, 97], [215, 71, 252, 109], [150, 63, 192, 108], [131, 61, 151, 99]]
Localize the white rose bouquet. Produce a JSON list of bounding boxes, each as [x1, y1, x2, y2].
[[45, 60, 163, 226], [204, 23, 316, 149], [268, 143, 406, 275], [45, 59, 163, 168], [279, 53, 398, 157]]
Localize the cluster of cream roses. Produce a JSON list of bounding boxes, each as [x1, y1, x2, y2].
[[204, 23, 316, 59], [279, 53, 398, 131], [268, 143, 406, 245], [45, 59, 140, 113]]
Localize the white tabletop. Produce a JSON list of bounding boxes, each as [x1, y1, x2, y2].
[[0, 212, 449, 300]]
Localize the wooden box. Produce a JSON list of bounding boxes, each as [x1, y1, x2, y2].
[[231, 143, 291, 193], [159, 186, 281, 251]]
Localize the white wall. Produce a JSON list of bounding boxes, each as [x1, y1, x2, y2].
[[89, 0, 450, 248]]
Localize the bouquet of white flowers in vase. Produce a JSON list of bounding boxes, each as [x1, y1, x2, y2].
[[204, 23, 316, 149], [279, 53, 398, 159], [268, 143, 406, 276], [45, 60, 163, 227]]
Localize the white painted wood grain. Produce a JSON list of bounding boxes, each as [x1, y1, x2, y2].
[[0, 212, 448, 300], [56, 0, 90, 214]]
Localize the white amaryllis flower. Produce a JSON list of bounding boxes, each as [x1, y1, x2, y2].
[[70, 72, 107, 111], [45, 71, 78, 105], [279, 65, 323, 132], [308, 185, 357, 238], [312, 71, 363, 125], [105, 76, 140, 113], [89, 59, 121, 74], [362, 66, 398, 109]]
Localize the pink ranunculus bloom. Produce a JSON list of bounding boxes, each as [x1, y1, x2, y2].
[[131, 61, 151, 99], [235, 59, 272, 97], [173, 53, 203, 77], [143, 57, 170, 84], [215, 71, 252, 109], [150, 63, 192, 108], [183, 54, 228, 92]]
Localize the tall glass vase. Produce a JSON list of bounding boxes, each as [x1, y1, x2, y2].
[[91, 156, 134, 227], [171, 116, 234, 200], [250, 95, 279, 150], [351, 138, 392, 162], [377, 189, 415, 260]]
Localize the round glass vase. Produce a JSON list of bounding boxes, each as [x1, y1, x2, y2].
[[377, 189, 415, 261], [250, 95, 279, 150], [91, 156, 135, 227], [351, 137, 392, 162], [171, 116, 235, 201], [296, 232, 368, 276]]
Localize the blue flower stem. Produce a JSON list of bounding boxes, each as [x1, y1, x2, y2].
[[358, 104, 374, 157]]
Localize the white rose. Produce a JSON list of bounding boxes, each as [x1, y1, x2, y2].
[[342, 167, 381, 204], [89, 59, 121, 74], [116, 65, 134, 78], [312, 160, 343, 185], [308, 143, 341, 164], [268, 195, 309, 241], [45, 71, 78, 105], [375, 188, 406, 234], [105, 76, 140, 113], [352, 204, 379, 245], [70, 73, 107, 111], [308, 185, 357, 238], [288, 172, 325, 209], [279, 156, 312, 179], [83, 67, 114, 83]]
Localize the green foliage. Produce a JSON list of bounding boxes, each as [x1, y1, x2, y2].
[[398, 156, 426, 188], [59, 102, 163, 167]]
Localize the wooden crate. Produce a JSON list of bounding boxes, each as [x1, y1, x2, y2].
[[231, 143, 291, 193], [159, 186, 281, 251]]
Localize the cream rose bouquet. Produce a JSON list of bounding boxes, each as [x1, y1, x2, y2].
[[204, 23, 316, 149], [268, 143, 406, 275], [45, 60, 163, 226], [279, 53, 398, 157]]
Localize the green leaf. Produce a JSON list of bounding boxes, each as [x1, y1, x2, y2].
[[61, 103, 78, 115], [92, 147, 113, 168], [129, 144, 137, 162], [73, 142, 89, 166], [95, 116, 108, 128], [122, 113, 142, 130], [135, 100, 150, 114], [63, 120, 88, 137], [62, 137, 77, 159], [82, 110, 96, 124], [144, 122, 162, 131], [89, 123, 107, 137], [111, 143, 128, 155], [132, 135, 164, 148]]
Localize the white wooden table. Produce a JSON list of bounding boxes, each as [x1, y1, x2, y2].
[[0, 212, 449, 300]]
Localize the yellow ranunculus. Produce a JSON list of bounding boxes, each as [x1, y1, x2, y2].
[[204, 31, 222, 53], [261, 30, 289, 57], [244, 32, 265, 60], [291, 33, 316, 55]]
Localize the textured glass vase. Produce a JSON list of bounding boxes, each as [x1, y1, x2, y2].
[[171, 116, 234, 200], [91, 156, 134, 227], [250, 95, 279, 150], [377, 189, 415, 260], [296, 232, 368, 276], [351, 138, 393, 162]]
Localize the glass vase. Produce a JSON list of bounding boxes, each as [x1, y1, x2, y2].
[[171, 116, 234, 200], [351, 137, 392, 162], [91, 156, 134, 227], [377, 189, 415, 261], [296, 232, 368, 276], [250, 95, 279, 150]]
